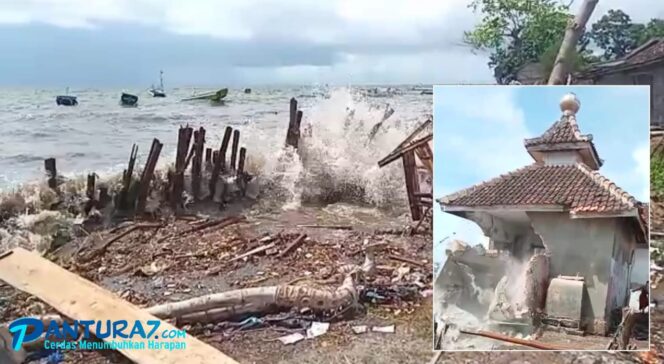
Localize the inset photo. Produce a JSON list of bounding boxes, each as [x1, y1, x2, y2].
[[432, 85, 650, 351]]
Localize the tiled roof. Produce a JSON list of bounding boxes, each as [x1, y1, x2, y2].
[[524, 116, 592, 147], [576, 38, 664, 77], [439, 163, 637, 213], [624, 38, 664, 66]]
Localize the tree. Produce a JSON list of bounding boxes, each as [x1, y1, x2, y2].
[[589, 10, 645, 60], [589, 10, 664, 61], [464, 0, 573, 84]]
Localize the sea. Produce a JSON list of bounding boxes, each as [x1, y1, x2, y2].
[[0, 85, 432, 217]]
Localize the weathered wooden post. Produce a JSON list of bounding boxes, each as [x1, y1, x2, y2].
[[136, 139, 163, 215], [237, 147, 247, 196], [171, 126, 193, 210], [209, 126, 233, 199], [230, 129, 240, 170], [285, 98, 301, 149], [192, 127, 206, 201], [118, 144, 138, 210], [44, 158, 57, 190], [86, 173, 96, 199], [205, 148, 212, 165]]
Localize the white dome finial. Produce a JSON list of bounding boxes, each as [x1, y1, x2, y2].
[[560, 93, 580, 116]]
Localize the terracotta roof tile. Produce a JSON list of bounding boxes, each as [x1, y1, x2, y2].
[[439, 163, 637, 214], [524, 116, 592, 147]]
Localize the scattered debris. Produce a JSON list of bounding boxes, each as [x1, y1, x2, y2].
[[372, 325, 395, 333]]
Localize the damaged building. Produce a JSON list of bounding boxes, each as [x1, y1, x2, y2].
[[436, 93, 648, 336]]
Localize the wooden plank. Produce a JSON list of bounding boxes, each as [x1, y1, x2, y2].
[[230, 129, 240, 170], [0, 248, 238, 364], [378, 133, 432, 168]]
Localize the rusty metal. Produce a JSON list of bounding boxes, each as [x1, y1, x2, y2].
[[459, 329, 568, 350]]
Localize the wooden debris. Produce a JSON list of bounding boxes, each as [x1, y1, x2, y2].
[[44, 157, 57, 190], [278, 234, 307, 258], [181, 215, 246, 236], [296, 224, 353, 230], [80, 222, 163, 262], [210, 127, 233, 199], [136, 139, 163, 215], [229, 242, 277, 263], [388, 254, 426, 268], [0, 248, 239, 364]]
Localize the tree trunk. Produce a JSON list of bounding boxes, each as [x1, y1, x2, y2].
[[548, 0, 599, 85]]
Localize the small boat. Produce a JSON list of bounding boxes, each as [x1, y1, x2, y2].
[[120, 92, 138, 107], [149, 70, 166, 97], [420, 89, 433, 95], [181, 88, 228, 102], [56, 95, 77, 106], [244, 88, 251, 94], [56, 87, 78, 106]]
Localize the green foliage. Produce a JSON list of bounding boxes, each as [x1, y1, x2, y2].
[[464, 0, 571, 84], [589, 10, 664, 61], [651, 154, 664, 198], [465, 1, 664, 82]]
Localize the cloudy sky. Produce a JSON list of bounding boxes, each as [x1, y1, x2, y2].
[[432, 85, 651, 265], [0, 0, 662, 87]]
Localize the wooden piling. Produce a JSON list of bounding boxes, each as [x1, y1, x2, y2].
[[44, 158, 57, 190], [205, 148, 212, 164], [230, 129, 240, 170], [171, 126, 193, 210], [209, 126, 233, 199], [136, 138, 163, 215], [285, 98, 300, 149], [212, 151, 219, 165], [402, 150, 422, 221], [192, 127, 206, 200], [86, 174, 96, 199], [237, 148, 246, 176], [118, 144, 138, 210]]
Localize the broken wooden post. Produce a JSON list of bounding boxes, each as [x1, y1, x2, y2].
[[98, 185, 110, 208], [118, 144, 138, 210], [192, 127, 206, 201], [205, 148, 212, 164], [402, 150, 422, 220], [548, 0, 599, 85], [86, 174, 96, 199], [44, 158, 57, 190], [136, 138, 163, 215], [212, 151, 219, 165], [237, 147, 247, 196], [285, 98, 300, 149], [171, 126, 193, 210], [209, 126, 233, 199], [237, 147, 246, 176], [230, 129, 240, 170]]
